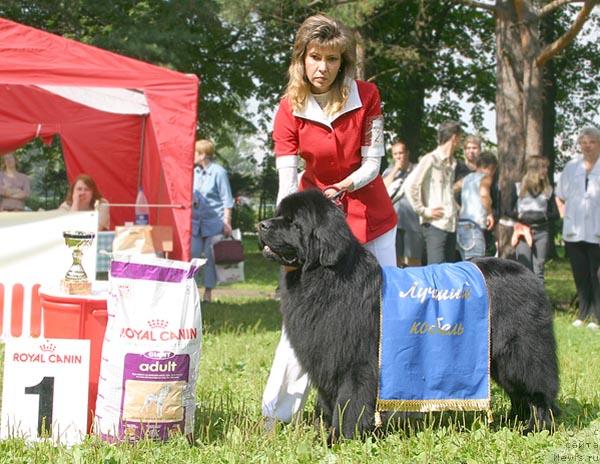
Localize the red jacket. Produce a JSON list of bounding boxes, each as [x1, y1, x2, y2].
[[273, 80, 396, 244]]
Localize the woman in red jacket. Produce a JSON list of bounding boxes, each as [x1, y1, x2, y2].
[[263, 13, 397, 428]]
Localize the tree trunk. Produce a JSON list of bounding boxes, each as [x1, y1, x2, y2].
[[494, 0, 546, 257], [354, 29, 366, 81], [516, 1, 544, 158], [495, 1, 525, 212], [400, 75, 426, 162], [541, 10, 559, 259]]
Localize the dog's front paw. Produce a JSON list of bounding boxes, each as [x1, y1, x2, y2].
[[313, 415, 329, 432], [326, 427, 340, 447]]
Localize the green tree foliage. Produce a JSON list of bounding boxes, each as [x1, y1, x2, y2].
[[218, 0, 315, 131], [14, 138, 67, 210], [361, 1, 496, 157], [257, 155, 277, 222]]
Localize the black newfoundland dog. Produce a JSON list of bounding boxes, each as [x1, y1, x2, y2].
[[258, 190, 559, 440]]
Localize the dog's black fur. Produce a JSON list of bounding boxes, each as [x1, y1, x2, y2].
[[258, 189, 559, 440]]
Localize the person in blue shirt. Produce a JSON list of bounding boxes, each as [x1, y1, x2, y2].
[[192, 139, 234, 302], [455, 151, 497, 260]]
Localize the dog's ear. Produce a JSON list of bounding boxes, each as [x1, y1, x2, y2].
[[301, 232, 321, 271], [302, 209, 352, 270], [317, 227, 349, 267]]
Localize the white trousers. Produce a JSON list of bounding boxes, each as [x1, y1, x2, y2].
[[261, 226, 397, 421]]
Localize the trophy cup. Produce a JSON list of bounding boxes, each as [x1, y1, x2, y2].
[[61, 230, 95, 295]]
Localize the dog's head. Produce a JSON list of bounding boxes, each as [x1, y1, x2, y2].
[[257, 189, 356, 271]]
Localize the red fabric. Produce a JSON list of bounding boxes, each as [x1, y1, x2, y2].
[[0, 18, 199, 260], [273, 81, 396, 243]]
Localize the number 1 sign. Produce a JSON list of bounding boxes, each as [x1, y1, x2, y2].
[[1, 338, 90, 446]]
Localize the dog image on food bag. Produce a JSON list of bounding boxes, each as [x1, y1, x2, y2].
[[257, 189, 559, 441]]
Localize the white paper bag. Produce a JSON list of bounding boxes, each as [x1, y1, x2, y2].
[[215, 261, 245, 284]]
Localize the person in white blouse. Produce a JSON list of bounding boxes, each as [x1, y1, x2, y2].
[[556, 126, 600, 331]]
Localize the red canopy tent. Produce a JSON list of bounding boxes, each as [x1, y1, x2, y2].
[[0, 17, 199, 260]]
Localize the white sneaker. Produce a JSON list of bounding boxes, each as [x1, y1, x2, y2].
[[587, 322, 599, 331], [572, 319, 584, 327]]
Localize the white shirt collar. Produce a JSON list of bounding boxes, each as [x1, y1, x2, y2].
[[292, 79, 362, 129]]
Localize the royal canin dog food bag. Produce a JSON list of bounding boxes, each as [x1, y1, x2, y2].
[[94, 254, 204, 441]]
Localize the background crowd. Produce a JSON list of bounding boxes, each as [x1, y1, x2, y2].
[[383, 122, 600, 334]]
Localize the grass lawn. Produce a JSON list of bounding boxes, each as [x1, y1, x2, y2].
[[0, 239, 599, 463]]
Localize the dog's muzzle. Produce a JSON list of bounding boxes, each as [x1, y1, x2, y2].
[[257, 219, 300, 266]]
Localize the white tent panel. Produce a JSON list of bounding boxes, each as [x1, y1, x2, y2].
[[36, 85, 150, 115]]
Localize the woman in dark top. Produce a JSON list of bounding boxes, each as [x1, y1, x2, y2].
[[508, 155, 558, 281]]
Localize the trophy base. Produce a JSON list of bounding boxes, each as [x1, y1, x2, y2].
[[61, 279, 92, 295]]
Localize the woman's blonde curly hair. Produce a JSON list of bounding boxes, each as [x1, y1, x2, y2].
[[285, 14, 356, 116]]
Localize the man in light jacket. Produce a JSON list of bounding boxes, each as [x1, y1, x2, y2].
[[405, 121, 462, 264]]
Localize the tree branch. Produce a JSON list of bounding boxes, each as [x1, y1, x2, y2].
[[537, 0, 599, 66], [452, 0, 497, 12], [539, 0, 585, 17], [308, 0, 356, 6], [366, 66, 404, 83]]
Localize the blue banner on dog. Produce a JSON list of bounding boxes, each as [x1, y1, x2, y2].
[[377, 261, 490, 412]]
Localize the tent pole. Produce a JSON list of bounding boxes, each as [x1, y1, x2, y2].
[[137, 115, 147, 190], [157, 159, 165, 223]]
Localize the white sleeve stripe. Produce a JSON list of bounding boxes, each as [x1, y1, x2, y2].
[[362, 115, 384, 159], [275, 155, 299, 169], [276, 165, 299, 206], [361, 146, 385, 158], [360, 146, 385, 158]]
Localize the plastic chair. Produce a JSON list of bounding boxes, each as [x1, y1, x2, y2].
[[0, 282, 42, 339]]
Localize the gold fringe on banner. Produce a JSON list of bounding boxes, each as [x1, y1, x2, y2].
[[376, 398, 491, 412]]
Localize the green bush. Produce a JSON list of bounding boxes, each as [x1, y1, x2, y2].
[[233, 204, 256, 232]]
